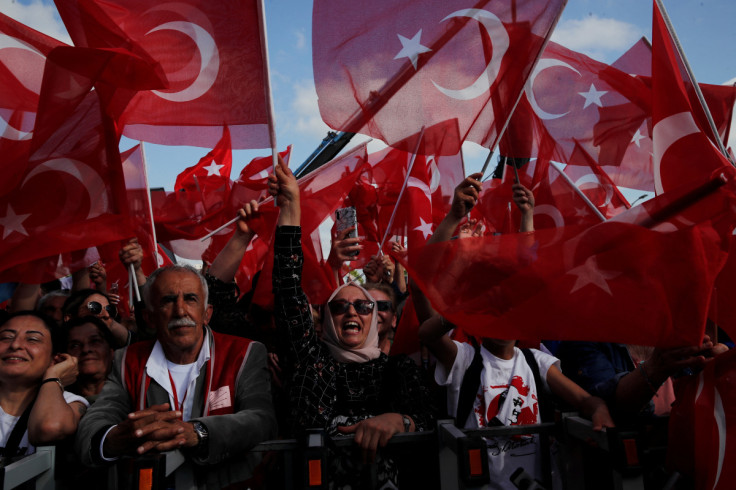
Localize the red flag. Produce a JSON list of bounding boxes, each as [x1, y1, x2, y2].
[[229, 146, 292, 212], [564, 143, 631, 219], [56, 0, 272, 149], [0, 13, 64, 195], [156, 129, 233, 243], [249, 144, 371, 308], [313, 0, 565, 151], [0, 92, 133, 282], [668, 348, 736, 489], [395, 170, 736, 347], [652, 1, 733, 195]]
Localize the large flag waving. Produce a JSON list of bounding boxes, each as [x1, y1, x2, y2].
[[313, 0, 566, 151], [56, 0, 272, 149]]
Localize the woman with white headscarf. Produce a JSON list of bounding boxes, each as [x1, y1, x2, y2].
[[268, 158, 434, 488]]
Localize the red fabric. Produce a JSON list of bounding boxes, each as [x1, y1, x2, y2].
[[668, 348, 736, 489], [394, 170, 736, 347], [711, 237, 736, 339], [564, 143, 631, 219], [652, 2, 733, 195], [0, 91, 133, 283], [250, 145, 370, 308], [123, 330, 253, 415], [229, 146, 291, 213], [155, 129, 233, 243], [313, 0, 564, 150], [0, 13, 64, 196], [56, 0, 271, 149]]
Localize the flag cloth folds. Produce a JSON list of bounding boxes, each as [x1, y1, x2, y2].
[[395, 169, 736, 347], [313, 0, 565, 151], [56, 0, 272, 149]]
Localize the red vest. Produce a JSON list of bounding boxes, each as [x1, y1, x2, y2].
[[121, 328, 253, 417]]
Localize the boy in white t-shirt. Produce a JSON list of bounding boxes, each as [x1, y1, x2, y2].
[[415, 174, 614, 488]]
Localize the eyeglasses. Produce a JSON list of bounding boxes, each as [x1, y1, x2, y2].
[[86, 301, 117, 318], [328, 299, 374, 316], [376, 300, 393, 312]]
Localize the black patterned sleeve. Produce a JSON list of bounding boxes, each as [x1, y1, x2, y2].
[[273, 226, 319, 360], [383, 355, 436, 431]]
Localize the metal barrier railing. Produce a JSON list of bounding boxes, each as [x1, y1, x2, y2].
[[0, 445, 55, 490]]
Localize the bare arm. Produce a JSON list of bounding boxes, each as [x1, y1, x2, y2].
[[268, 156, 300, 227], [118, 238, 147, 289], [546, 364, 614, 431], [28, 354, 86, 444], [10, 283, 41, 312], [417, 315, 457, 372], [427, 173, 482, 245], [512, 183, 535, 233], [208, 201, 259, 283]]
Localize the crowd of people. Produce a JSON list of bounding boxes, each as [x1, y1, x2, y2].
[[0, 157, 727, 489]]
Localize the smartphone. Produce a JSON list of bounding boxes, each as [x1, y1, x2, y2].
[[335, 206, 359, 257]]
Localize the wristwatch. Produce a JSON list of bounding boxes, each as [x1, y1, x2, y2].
[[402, 415, 412, 432], [192, 421, 209, 455]]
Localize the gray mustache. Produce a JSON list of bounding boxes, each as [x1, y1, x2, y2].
[[168, 318, 197, 329]]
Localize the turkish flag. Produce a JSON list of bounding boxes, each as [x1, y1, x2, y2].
[[668, 348, 736, 489], [56, 0, 272, 149], [652, 1, 733, 195], [313, 0, 564, 151], [0, 13, 64, 196], [564, 142, 631, 219], [250, 144, 371, 309], [0, 91, 133, 283], [395, 169, 736, 347], [156, 128, 233, 243], [229, 145, 291, 213]]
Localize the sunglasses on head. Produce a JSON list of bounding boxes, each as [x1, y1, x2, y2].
[[328, 299, 374, 316], [376, 300, 393, 312], [86, 301, 117, 318]]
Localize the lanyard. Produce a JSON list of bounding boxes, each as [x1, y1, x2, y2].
[[167, 370, 188, 416]]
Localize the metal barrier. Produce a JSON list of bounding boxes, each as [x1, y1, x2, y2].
[[0, 445, 55, 490]]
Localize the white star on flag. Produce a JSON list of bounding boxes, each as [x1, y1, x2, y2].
[[414, 217, 433, 239], [631, 129, 645, 147], [578, 83, 607, 109], [0, 205, 31, 239], [567, 256, 621, 296], [394, 29, 431, 70], [203, 161, 225, 177]]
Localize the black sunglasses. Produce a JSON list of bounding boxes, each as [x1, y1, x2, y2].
[[328, 299, 374, 316], [86, 301, 117, 318], [376, 300, 393, 312]]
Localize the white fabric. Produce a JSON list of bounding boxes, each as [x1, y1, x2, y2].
[[435, 343, 559, 490], [321, 282, 381, 363], [0, 391, 88, 457], [145, 334, 210, 422]]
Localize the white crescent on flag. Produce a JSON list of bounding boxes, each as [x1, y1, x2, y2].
[[652, 111, 700, 194], [431, 8, 509, 101], [0, 33, 46, 141], [525, 58, 581, 120]]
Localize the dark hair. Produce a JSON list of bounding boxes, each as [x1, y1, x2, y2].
[[0, 311, 62, 353], [62, 289, 113, 320], [363, 282, 397, 313], [62, 316, 116, 351]]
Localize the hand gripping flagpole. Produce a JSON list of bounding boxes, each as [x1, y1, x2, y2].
[[378, 126, 426, 254], [655, 0, 735, 166]]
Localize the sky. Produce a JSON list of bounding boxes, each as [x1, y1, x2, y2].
[[3, 0, 736, 192]]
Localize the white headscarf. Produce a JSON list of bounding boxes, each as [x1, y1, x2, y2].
[[321, 282, 381, 363]]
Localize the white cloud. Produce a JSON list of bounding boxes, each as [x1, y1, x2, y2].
[[289, 79, 332, 141], [551, 15, 643, 62], [295, 29, 306, 50], [1, 0, 72, 45]]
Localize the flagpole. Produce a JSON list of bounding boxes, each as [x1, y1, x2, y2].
[[139, 142, 160, 268], [655, 0, 735, 166], [200, 140, 371, 241], [378, 126, 426, 253], [549, 161, 606, 222], [256, 0, 279, 171]]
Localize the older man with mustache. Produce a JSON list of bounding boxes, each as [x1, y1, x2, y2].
[[75, 265, 276, 489]]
